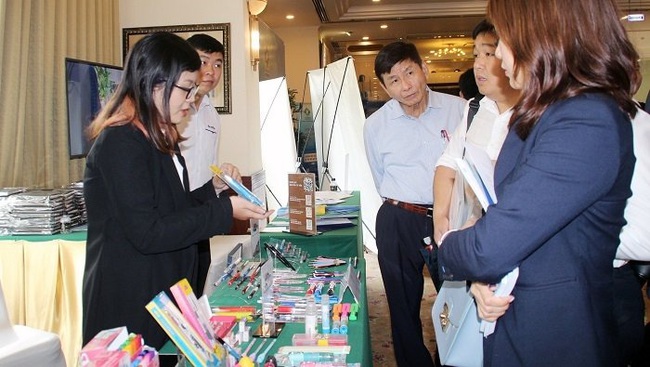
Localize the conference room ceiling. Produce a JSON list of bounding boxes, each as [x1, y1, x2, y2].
[[259, 0, 650, 99], [259, 0, 650, 72]]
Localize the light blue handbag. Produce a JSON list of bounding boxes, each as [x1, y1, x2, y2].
[[432, 280, 483, 367]]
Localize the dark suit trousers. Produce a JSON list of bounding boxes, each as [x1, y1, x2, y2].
[[376, 202, 435, 367], [613, 263, 646, 366]]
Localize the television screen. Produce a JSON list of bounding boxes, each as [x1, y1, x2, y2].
[[65, 58, 123, 159]]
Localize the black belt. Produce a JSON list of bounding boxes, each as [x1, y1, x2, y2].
[[384, 198, 433, 218]]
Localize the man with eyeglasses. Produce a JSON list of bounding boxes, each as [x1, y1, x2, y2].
[[177, 33, 228, 296]]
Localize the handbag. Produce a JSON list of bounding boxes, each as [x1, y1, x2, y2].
[[432, 280, 483, 367], [431, 95, 485, 366]]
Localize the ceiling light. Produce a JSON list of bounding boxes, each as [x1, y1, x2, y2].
[[286, 14, 295, 20], [623, 14, 645, 21], [380, 24, 388, 29], [362, 36, 369, 40], [247, 0, 267, 16]]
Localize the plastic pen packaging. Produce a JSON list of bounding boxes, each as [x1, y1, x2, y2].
[[274, 351, 347, 367], [291, 333, 348, 347], [209, 165, 264, 206], [320, 295, 330, 334]]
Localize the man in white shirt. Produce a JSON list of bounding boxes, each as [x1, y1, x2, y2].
[[612, 107, 650, 365], [433, 20, 520, 244], [178, 34, 224, 191], [363, 41, 465, 367], [177, 34, 225, 295]]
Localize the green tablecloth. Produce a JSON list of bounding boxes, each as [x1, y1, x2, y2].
[[0, 229, 87, 242], [160, 258, 372, 366], [260, 191, 363, 259]]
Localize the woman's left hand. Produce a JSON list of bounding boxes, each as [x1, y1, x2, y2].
[[212, 163, 241, 192], [470, 282, 514, 322]]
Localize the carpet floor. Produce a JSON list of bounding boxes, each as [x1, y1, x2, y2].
[[365, 251, 437, 366]]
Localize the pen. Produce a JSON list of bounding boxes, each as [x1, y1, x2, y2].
[[249, 338, 268, 361], [210, 165, 264, 206], [214, 258, 241, 286], [248, 283, 261, 299], [441, 129, 450, 142], [243, 339, 257, 356], [228, 261, 250, 286], [264, 243, 296, 271]]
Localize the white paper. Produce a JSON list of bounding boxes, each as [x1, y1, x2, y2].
[[480, 267, 519, 337]]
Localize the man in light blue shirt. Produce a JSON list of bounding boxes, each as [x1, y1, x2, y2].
[[363, 41, 465, 367]]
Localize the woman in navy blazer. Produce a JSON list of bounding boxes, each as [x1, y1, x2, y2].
[[82, 32, 271, 349], [437, 0, 641, 365]]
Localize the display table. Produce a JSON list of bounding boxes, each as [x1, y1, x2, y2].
[[0, 232, 254, 367], [260, 191, 363, 259], [0, 231, 87, 366], [160, 258, 372, 366]]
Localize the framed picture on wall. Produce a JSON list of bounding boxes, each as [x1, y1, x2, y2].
[[122, 23, 231, 114]]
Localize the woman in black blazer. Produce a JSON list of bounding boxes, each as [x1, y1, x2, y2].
[[81, 32, 271, 349]]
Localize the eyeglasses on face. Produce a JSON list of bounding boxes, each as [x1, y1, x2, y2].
[[173, 83, 199, 100]]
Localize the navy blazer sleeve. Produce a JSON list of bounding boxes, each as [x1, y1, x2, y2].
[[438, 94, 633, 284]]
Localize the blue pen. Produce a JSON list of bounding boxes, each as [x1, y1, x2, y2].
[[210, 165, 264, 206]]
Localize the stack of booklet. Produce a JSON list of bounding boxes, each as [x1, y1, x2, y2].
[[66, 180, 87, 225], [0, 188, 81, 235]]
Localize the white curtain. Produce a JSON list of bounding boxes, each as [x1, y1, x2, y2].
[[308, 57, 381, 253], [259, 77, 298, 214]]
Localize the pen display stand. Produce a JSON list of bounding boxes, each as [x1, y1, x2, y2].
[[254, 293, 284, 338]]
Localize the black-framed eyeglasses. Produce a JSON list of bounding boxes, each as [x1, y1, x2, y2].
[[173, 83, 199, 101]]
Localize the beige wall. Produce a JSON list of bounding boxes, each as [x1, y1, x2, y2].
[[272, 26, 320, 104], [119, 0, 263, 175]]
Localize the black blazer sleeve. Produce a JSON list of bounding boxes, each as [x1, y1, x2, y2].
[[85, 125, 233, 255]]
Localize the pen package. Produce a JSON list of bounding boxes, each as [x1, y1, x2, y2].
[[291, 333, 348, 347]]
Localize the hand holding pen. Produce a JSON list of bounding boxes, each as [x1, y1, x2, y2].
[[210, 164, 263, 206], [210, 163, 241, 193]]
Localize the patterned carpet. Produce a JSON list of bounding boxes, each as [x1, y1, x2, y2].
[[365, 251, 438, 366]]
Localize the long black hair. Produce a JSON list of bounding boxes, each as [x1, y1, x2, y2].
[[89, 32, 201, 153]]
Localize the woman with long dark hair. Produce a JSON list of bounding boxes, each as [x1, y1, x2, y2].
[[82, 32, 271, 348]]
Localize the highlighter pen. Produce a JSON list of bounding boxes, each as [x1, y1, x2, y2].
[[210, 165, 264, 206], [349, 303, 359, 321]]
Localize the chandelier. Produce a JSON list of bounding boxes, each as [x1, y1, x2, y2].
[[430, 44, 467, 58]]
